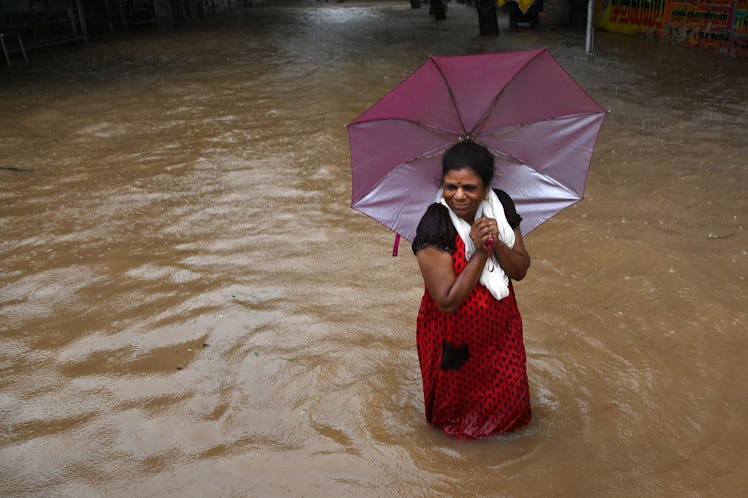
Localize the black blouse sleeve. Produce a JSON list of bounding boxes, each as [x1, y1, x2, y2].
[[411, 203, 457, 255], [494, 189, 522, 230]]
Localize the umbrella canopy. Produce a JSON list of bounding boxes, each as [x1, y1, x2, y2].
[[347, 48, 607, 244]]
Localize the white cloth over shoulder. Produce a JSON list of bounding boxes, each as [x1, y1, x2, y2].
[[439, 189, 516, 301]]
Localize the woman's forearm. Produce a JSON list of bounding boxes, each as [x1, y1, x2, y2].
[[493, 228, 531, 280], [438, 251, 489, 312], [494, 244, 530, 280], [417, 247, 489, 314]]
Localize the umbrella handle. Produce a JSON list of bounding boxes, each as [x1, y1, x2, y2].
[[486, 236, 495, 272]]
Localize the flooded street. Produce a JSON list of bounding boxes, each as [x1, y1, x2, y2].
[[1, 2, 746, 496]]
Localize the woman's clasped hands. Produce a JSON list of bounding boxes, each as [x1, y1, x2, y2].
[[470, 217, 499, 252]]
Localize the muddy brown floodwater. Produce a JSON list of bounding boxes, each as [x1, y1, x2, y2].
[[1, 2, 746, 496]]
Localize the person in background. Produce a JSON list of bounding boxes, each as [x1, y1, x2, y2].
[[411, 139, 532, 438]]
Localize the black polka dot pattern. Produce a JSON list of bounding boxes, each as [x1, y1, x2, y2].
[[416, 235, 531, 438]]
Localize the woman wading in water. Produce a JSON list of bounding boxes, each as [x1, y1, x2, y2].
[[412, 140, 532, 438]]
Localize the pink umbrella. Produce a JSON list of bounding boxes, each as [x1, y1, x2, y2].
[[347, 48, 607, 251]]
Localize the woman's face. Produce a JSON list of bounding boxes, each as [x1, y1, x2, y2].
[[443, 166, 489, 223]]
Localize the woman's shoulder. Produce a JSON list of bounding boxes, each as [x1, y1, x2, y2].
[[411, 203, 456, 255], [493, 189, 522, 230], [492, 188, 515, 207], [420, 202, 449, 221]]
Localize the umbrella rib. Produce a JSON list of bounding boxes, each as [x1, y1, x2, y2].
[[429, 57, 469, 137], [405, 141, 454, 163], [470, 50, 546, 137], [352, 116, 457, 164], [351, 116, 459, 141], [484, 143, 579, 197], [482, 144, 524, 165], [478, 111, 606, 139], [479, 113, 604, 172]]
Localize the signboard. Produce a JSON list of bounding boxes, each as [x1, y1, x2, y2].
[[599, 0, 747, 55]]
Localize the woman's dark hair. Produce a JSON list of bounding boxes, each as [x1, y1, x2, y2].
[[442, 140, 495, 187]]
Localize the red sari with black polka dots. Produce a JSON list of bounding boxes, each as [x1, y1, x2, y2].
[[416, 235, 531, 439]]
